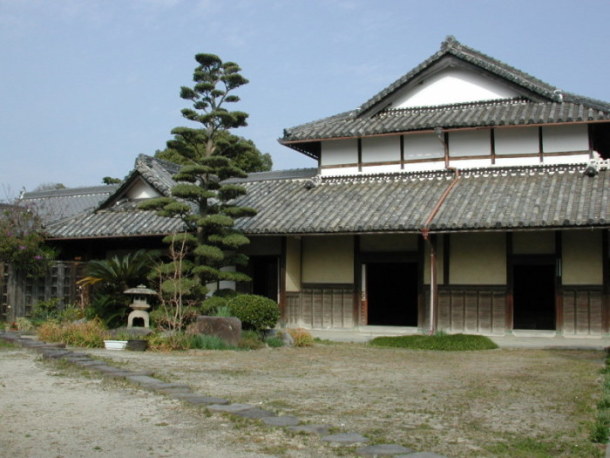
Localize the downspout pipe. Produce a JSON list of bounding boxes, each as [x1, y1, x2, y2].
[[421, 167, 461, 334]]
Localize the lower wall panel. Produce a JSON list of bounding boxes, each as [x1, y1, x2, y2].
[[562, 287, 604, 335], [285, 287, 355, 328], [437, 286, 507, 335]]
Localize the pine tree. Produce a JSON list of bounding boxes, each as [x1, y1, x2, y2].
[[140, 53, 257, 304]]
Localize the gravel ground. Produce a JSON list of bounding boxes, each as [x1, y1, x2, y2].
[[84, 343, 606, 457], [1, 342, 606, 457]]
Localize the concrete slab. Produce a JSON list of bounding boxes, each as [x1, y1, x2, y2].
[[262, 416, 300, 427], [322, 432, 369, 445], [233, 407, 276, 419], [357, 444, 413, 455], [207, 403, 254, 413], [287, 424, 331, 435]]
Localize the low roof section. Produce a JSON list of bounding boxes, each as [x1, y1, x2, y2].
[[47, 160, 609, 240], [19, 185, 119, 225]]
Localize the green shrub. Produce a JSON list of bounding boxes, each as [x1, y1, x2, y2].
[[200, 296, 227, 315], [238, 330, 265, 350], [189, 334, 235, 350], [264, 335, 285, 348], [213, 305, 232, 317], [213, 288, 238, 299], [229, 294, 280, 332], [369, 333, 498, 351]]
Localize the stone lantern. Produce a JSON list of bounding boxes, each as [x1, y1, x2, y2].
[[124, 284, 157, 328]]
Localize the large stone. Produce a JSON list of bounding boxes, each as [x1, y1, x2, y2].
[[186, 316, 242, 346]]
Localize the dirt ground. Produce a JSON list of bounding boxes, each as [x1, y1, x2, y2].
[[1, 343, 606, 457]]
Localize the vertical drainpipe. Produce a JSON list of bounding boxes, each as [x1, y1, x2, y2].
[[421, 162, 461, 335]]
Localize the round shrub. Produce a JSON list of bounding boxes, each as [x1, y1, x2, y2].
[[228, 294, 280, 332]]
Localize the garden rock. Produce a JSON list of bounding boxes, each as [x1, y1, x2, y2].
[[186, 316, 242, 346]]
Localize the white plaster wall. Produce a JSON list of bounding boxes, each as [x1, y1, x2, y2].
[[403, 133, 445, 161], [495, 126, 539, 156], [495, 156, 541, 166], [448, 158, 492, 168], [542, 124, 589, 153], [543, 153, 590, 164], [392, 68, 519, 108], [320, 167, 360, 176], [320, 139, 358, 166], [448, 129, 490, 157], [361, 164, 403, 174], [126, 179, 161, 200], [403, 161, 446, 172], [361, 136, 400, 163]]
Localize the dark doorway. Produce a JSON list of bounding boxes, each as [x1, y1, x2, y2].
[[250, 256, 279, 302], [513, 264, 556, 330], [367, 262, 418, 326]]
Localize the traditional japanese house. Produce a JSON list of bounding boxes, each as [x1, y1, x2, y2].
[[45, 37, 609, 336]]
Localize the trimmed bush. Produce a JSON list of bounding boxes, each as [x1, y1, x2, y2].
[[228, 294, 280, 332], [200, 296, 227, 315]]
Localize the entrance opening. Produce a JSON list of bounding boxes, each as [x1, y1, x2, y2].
[[513, 264, 556, 330], [367, 262, 418, 326], [250, 256, 279, 302]]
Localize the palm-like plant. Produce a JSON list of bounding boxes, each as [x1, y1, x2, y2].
[[78, 250, 160, 327]]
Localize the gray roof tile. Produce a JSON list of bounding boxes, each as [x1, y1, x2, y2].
[[19, 185, 119, 224]]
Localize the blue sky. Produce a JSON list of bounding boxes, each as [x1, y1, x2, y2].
[[1, 0, 609, 196]]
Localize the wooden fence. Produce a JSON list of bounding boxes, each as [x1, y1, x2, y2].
[[0, 262, 85, 322]]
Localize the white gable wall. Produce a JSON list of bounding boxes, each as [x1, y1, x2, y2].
[[392, 68, 520, 108], [125, 178, 161, 200]]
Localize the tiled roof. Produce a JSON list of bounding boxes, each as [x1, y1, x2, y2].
[[19, 185, 119, 224], [280, 37, 610, 151], [45, 160, 609, 239], [47, 165, 319, 239], [282, 99, 610, 144], [46, 201, 184, 239], [234, 163, 609, 235]]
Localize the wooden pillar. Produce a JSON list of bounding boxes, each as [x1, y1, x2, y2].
[[506, 232, 514, 331]]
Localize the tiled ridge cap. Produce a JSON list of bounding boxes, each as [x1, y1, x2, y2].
[[318, 162, 590, 185], [376, 97, 530, 117]]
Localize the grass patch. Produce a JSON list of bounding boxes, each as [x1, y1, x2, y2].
[[189, 334, 236, 350], [369, 333, 498, 351], [0, 339, 15, 349], [591, 350, 610, 443]]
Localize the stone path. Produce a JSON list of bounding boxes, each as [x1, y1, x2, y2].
[[1, 332, 447, 457]]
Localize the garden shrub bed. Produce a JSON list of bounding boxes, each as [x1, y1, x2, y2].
[[369, 333, 498, 351]]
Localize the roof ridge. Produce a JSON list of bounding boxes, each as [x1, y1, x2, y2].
[[22, 184, 119, 199], [357, 36, 562, 117]]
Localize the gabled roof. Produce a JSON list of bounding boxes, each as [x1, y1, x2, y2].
[[19, 185, 119, 224], [99, 154, 181, 209], [281, 37, 610, 157]]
